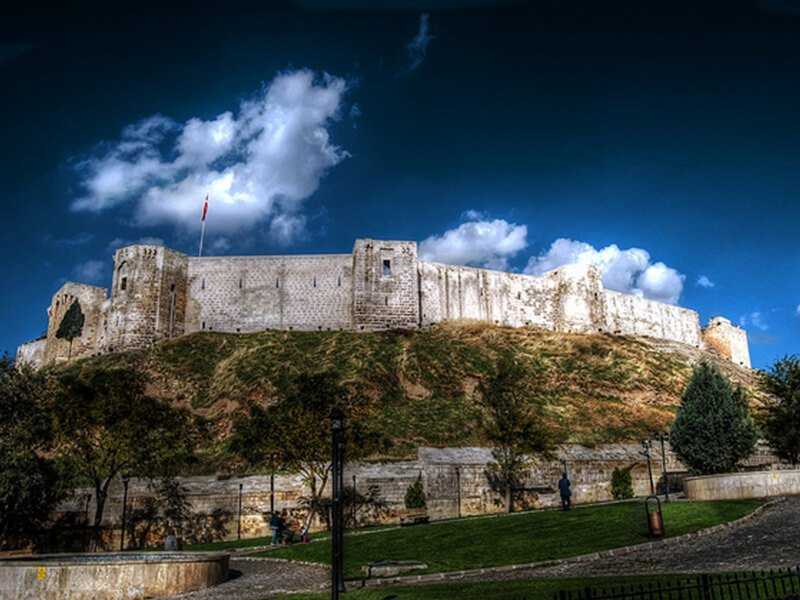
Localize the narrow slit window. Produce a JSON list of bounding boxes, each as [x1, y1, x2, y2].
[[120, 277, 127, 291], [337, 275, 341, 287], [201, 278, 205, 290], [276, 278, 280, 288], [239, 278, 243, 289], [382, 259, 392, 276], [313, 276, 317, 288]]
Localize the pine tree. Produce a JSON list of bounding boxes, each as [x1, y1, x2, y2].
[[55, 301, 85, 360], [670, 362, 757, 475], [762, 356, 800, 465], [404, 474, 427, 510]]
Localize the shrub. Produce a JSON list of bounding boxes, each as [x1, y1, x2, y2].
[[762, 356, 800, 465], [611, 466, 634, 500], [404, 474, 427, 510]]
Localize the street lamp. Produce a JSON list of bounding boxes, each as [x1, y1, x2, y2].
[[120, 475, 130, 552], [237, 482, 243, 541], [330, 408, 346, 599], [640, 440, 655, 496], [454, 466, 462, 519], [654, 432, 670, 502]]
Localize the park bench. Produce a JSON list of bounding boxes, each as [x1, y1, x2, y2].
[[399, 509, 429, 526]]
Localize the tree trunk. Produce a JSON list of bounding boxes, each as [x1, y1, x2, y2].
[[505, 484, 513, 514], [91, 479, 111, 551]]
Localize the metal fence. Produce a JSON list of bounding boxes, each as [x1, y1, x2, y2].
[[555, 569, 800, 600]]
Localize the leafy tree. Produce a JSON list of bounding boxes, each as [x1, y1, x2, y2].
[[55, 301, 85, 360], [670, 362, 758, 475], [761, 356, 800, 465], [479, 354, 556, 513], [229, 371, 389, 529], [0, 357, 67, 548], [404, 474, 427, 510], [50, 367, 199, 547], [611, 466, 634, 500]]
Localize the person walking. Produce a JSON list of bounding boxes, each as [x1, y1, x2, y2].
[[269, 511, 282, 545], [558, 472, 572, 511]]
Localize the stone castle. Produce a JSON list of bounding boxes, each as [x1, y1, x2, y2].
[[16, 238, 751, 368]]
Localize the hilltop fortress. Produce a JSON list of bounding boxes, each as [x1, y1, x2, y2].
[[17, 238, 750, 369]]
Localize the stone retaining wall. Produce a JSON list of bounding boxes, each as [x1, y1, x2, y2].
[[685, 470, 800, 501]]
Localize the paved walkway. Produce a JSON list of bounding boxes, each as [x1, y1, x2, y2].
[[169, 557, 328, 600], [450, 495, 800, 584]]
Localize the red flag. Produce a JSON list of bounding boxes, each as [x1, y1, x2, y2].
[[201, 196, 209, 222]]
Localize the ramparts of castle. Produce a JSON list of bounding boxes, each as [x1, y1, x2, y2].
[[17, 239, 751, 368]]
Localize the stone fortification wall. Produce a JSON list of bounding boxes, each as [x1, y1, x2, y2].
[[18, 238, 749, 368], [603, 290, 702, 347], [186, 254, 353, 333], [44, 283, 109, 364], [702, 317, 751, 367], [15, 338, 47, 368]]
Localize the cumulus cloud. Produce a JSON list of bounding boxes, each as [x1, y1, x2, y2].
[[419, 217, 528, 270], [740, 311, 769, 331], [524, 239, 685, 304], [696, 275, 715, 288], [407, 13, 433, 70], [72, 70, 349, 244], [73, 260, 106, 284]]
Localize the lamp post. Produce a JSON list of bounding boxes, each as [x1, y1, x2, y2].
[[641, 440, 655, 496], [119, 475, 130, 552], [654, 432, 670, 502], [330, 408, 346, 599], [455, 466, 462, 519], [352, 474, 357, 527], [237, 482, 243, 541]]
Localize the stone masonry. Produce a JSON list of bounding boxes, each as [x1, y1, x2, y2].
[[17, 238, 750, 368]]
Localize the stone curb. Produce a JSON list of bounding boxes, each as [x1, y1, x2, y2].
[[353, 497, 784, 589]]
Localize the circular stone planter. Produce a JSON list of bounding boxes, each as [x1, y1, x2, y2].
[[685, 469, 800, 501], [0, 552, 229, 600]]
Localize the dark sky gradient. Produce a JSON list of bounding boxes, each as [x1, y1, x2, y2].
[[2, 1, 798, 368]]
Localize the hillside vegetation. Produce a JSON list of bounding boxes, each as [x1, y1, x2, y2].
[[55, 322, 766, 461]]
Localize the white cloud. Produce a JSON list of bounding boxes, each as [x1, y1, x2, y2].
[[696, 275, 715, 288], [524, 239, 685, 304], [407, 13, 433, 70], [740, 311, 768, 331], [107, 236, 165, 252], [73, 260, 106, 284], [72, 70, 349, 245], [795, 304, 800, 317], [419, 218, 528, 270]]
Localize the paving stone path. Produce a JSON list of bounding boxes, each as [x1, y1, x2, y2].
[[169, 557, 328, 600], [454, 496, 800, 584]]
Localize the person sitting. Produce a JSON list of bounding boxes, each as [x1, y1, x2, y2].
[[558, 472, 572, 511]]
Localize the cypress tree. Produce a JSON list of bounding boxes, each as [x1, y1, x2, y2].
[[55, 301, 85, 359], [670, 362, 757, 475]]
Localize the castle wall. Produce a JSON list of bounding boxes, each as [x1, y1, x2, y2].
[[352, 239, 419, 330], [418, 261, 557, 328], [15, 338, 47, 369], [107, 245, 189, 351], [702, 317, 751, 367], [603, 289, 703, 347], [44, 283, 109, 364], [186, 254, 353, 333]]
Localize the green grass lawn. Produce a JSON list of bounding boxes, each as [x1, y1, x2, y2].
[[274, 574, 750, 600], [264, 499, 761, 579]]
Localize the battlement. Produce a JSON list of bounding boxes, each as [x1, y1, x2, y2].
[[17, 238, 750, 369]]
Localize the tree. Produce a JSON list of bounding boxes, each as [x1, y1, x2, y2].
[[761, 356, 800, 465], [404, 474, 427, 510], [50, 367, 199, 547], [670, 362, 758, 475], [0, 357, 67, 548], [229, 371, 388, 529], [55, 301, 85, 360], [479, 354, 556, 513]]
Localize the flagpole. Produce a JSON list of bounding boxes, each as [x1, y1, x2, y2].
[[198, 219, 206, 257]]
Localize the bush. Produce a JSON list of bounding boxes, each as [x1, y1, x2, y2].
[[404, 474, 427, 510], [611, 466, 634, 500], [762, 356, 800, 465], [670, 362, 758, 475]]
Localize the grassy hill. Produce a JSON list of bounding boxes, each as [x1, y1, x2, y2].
[[56, 322, 766, 462]]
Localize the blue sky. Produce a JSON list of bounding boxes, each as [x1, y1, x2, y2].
[[1, 3, 798, 368]]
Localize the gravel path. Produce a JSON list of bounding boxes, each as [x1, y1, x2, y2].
[[455, 496, 800, 584], [169, 558, 329, 599]]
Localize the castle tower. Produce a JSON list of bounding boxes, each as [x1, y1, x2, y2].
[[702, 317, 751, 368], [352, 239, 420, 330], [107, 244, 189, 351], [546, 263, 607, 334], [43, 282, 108, 364]]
